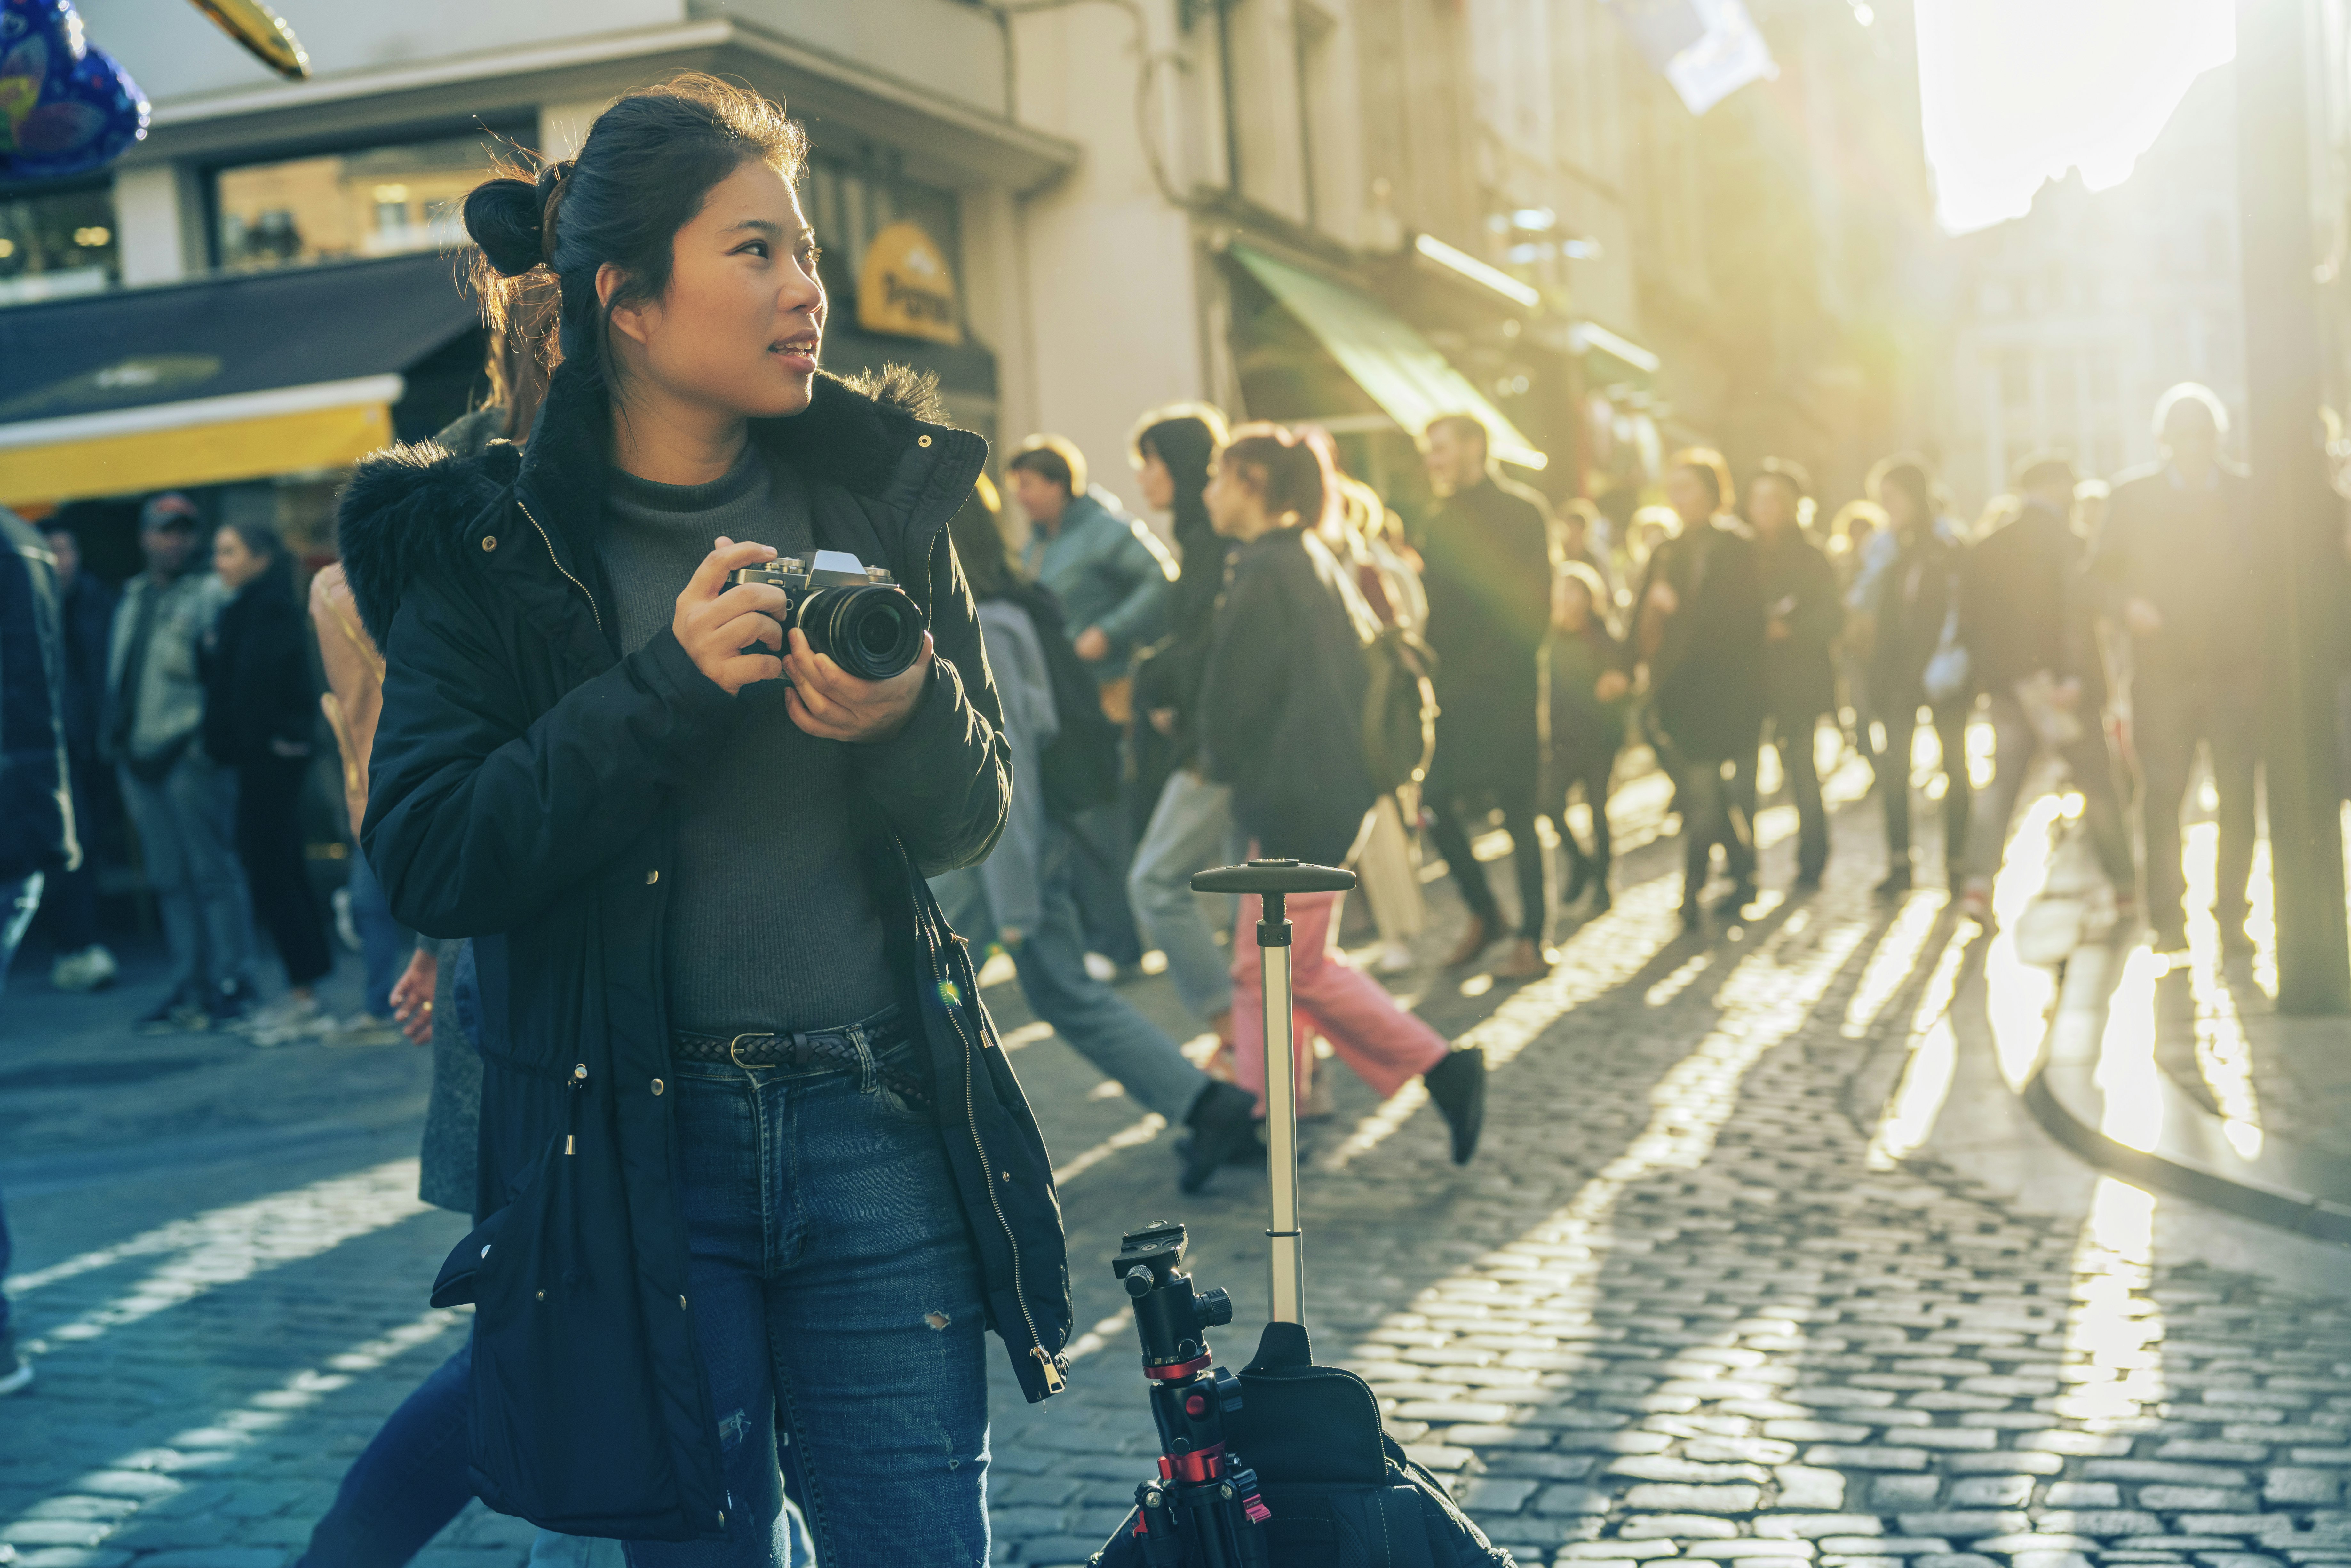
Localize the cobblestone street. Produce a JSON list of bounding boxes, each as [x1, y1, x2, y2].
[[7, 762, 2351, 1568]]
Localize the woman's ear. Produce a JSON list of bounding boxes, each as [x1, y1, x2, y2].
[[599, 262, 651, 347]]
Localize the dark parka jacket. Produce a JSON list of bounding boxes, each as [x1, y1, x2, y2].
[[339, 360, 1073, 1543]]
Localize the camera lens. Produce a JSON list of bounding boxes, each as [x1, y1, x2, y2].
[[802, 584, 925, 681]]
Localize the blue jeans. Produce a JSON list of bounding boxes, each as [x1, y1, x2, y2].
[[641, 1029, 989, 1567], [934, 831, 1211, 1124], [345, 850, 408, 1016], [119, 754, 253, 997], [295, 1336, 630, 1568], [1126, 769, 1242, 1022]]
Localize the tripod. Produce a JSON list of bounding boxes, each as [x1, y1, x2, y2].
[[1105, 859, 1359, 1567]]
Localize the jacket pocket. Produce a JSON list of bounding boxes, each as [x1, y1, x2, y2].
[[457, 1122, 726, 1541]]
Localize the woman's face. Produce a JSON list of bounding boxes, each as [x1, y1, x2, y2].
[[1882, 486, 1921, 531], [1203, 457, 1266, 540], [212, 528, 265, 590], [1134, 447, 1175, 511], [605, 159, 826, 421], [1553, 574, 1592, 632], [1666, 466, 1715, 527]]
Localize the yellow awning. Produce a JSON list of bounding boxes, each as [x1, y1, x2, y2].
[[1231, 243, 1547, 470], [0, 377, 400, 508]]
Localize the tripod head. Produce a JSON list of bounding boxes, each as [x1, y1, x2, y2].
[[1114, 1222, 1234, 1379]]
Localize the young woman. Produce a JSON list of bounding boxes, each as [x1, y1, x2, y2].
[[1541, 562, 1629, 914], [202, 519, 331, 1038], [340, 74, 1066, 1565], [1196, 423, 1485, 1164], [1124, 404, 1244, 1039]]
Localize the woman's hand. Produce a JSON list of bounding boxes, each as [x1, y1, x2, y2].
[[675, 538, 789, 695], [390, 946, 439, 1046], [1073, 626, 1111, 662], [785, 628, 934, 742], [1595, 670, 1631, 703], [1646, 581, 1680, 617]]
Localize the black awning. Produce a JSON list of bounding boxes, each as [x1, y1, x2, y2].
[[0, 251, 481, 428]]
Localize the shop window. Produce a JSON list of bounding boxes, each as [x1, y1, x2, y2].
[[0, 181, 118, 307], [802, 149, 961, 323], [210, 122, 528, 272]]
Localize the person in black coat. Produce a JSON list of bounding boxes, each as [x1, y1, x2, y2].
[[1958, 453, 2133, 926], [344, 77, 1060, 1559], [37, 522, 119, 988], [1622, 449, 1767, 927], [203, 519, 332, 1024], [1197, 422, 1486, 1162], [1741, 459, 1843, 889], [1863, 457, 1970, 896], [1418, 414, 1555, 978]]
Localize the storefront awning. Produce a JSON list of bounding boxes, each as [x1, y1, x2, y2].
[[0, 252, 480, 507], [1230, 244, 1546, 471]]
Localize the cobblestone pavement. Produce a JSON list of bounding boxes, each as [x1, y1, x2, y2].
[[8, 749, 2351, 1568]]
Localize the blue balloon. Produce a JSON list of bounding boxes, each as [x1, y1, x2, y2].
[[0, 0, 150, 181]]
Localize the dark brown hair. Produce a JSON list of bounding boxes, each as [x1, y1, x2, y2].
[[1219, 422, 1335, 530], [1670, 447, 1735, 513], [461, 73, 808, 392], [1008, 435, 1085, 497]]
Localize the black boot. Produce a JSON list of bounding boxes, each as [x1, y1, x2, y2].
[[1423, 1048, 1487, 1165], [1179, 1081, 1262, 1194], [1875, 863, 1913, 898]]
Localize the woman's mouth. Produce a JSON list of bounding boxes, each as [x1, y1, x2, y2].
[[771, 335, 820, 372]]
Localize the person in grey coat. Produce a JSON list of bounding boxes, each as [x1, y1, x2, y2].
[[107, 494, 251, 1030]]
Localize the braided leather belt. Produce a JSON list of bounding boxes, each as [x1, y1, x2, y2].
[[671, 1010, 930, 1108]]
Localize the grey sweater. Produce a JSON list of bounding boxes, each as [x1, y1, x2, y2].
[[598, 447, 897, 1035]]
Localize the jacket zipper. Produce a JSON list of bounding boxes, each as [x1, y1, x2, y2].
[[904, 850, 1062, 1394], [516, 499, 603, 636]]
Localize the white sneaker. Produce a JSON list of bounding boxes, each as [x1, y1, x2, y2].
[[327, 1012, 404, 1047], [1375, 942, 1416, 976], [240, 992, 324, 1046], [49, 944, 118, 992]]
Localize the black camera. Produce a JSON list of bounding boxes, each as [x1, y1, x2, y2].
[[730, 549, 927, 682]]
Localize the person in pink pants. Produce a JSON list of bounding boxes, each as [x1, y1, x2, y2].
[[1230, 885, 1449, 1110], [1195, 421, 1486, 1165]]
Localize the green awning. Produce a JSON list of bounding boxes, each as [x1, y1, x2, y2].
[[1231, 243, 1546, 470]]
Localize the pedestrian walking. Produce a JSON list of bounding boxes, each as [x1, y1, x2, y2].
[[1417, 413, 1554, 978], [1826, 499, 1884, 751], [1743, 459, 1842, 889], [1125, 404, 1246, 1036], [2090, 384, 2261, 951], [107, 493, 253, 1030], [203, 519, 334, 1040], [1557, 496, 1621, 609], [1010, 433, 1175, 972], [1196, 422, 1485, 1162], [38, 520, 119, 991], [1, 502, 75, 1397], [1622, 448, 1768, 927], [1860, 457, 1972, 895], [929, 486, 1259, 1192], [1956, 453, 2136, 928], [349, 75, 1065, 1562], [1330, 470, 1432, 978], [1541, 562, 1629, 913]]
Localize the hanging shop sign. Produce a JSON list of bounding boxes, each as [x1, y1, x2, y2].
[[856, 220, 962, 346]]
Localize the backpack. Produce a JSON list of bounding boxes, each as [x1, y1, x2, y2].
[[1341, 539, 1440, 793], [1005, 582, 1122, 820], [1361, 624, 1441, 793], [1089, 1323, 1516, 1568]]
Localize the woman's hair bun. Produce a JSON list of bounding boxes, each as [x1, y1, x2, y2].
[[463, 176, 548, 278]]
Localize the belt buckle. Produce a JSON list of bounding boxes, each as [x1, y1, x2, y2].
[[727, 1033, 771, 1070]]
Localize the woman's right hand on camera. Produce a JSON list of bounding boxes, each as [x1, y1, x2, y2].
[[677, 537, 789, 694]]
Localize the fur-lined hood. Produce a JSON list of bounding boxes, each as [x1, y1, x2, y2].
[[335, 358, 963, 653]]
